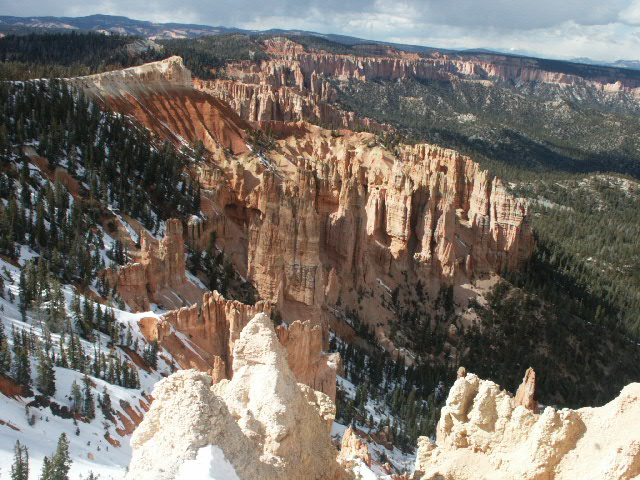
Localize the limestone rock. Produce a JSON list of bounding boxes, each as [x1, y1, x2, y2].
[[338, 426, 372, 467], [140, 292, 340, 400], [514, 367, 537, 413], [414, 373, 640, 480], [276, 320, 338, 401], [161, 290, 271, 378], [80, 56, 534, 359], [127, 313, 350, 480], [103, 219, 203, 311]]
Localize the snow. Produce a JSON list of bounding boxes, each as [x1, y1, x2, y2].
[[176, 445, 240, 480], [353, 459, 379, 480], [0, 253, 177, 479]]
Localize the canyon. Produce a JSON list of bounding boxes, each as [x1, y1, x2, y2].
[[74, 54, 533, 364], [3, 27, 640, 480]]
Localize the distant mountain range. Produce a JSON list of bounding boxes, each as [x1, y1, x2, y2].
[[571, 57, 640, 71], [0, 13, 444, 53], [1, 13, 639, 71]]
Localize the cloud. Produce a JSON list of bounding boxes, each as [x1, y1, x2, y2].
[[2, 0, 640, 61]]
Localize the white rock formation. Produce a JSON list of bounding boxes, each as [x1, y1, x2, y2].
[[126, 313, 349, 480], [414, 373, 640, 480], [69, 56, 192, 98]]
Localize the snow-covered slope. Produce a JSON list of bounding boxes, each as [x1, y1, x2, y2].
[[0, 251, 175, 479]]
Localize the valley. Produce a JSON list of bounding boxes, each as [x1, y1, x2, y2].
[[0, 21, 638, 479]]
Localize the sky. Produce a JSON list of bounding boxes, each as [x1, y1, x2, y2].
[[4, 0, 640, 62]]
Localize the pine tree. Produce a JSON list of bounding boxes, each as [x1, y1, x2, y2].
[[47, 279, 67, 332], [12, 347, 31, 386], [0, 322, 11, 374], [70, 381, 82, 414], [99, 385, 113, 420], [39, 456, 53, 480], [10, 440, 29, 480], [36, 349, 56, 397], [18, 269, 28, 321], [81, 375, 95, 419], [143, 340, 158, 369], [50, 433, 71, 480]]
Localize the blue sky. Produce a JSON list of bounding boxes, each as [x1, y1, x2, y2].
[[4, 0, 640, 61]]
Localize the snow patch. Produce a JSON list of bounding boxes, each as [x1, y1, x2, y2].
[[176, 445, 240, 480]]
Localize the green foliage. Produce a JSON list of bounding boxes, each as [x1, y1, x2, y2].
[[335, 77, 640, 178], [333, 337, 451, 451], [40, 433, 71, 480], [509, 177, 640, 340], [11, 440, 29, 480], [0, 79, 201, 291], [158, 34, 269, 80], [0, 32, 159, 81], [460, 281, 640, 407], [81, 375, 95, 419], [36, 349, 56, 397], [246, 128, 276, 156]]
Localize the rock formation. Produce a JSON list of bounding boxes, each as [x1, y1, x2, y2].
[[139, 292, 339, 400], [78, 56, 534, 359], [338, 426, 372, 468], [127, 313, 350, 480], [149, 290, 270, 377], [197, 36, 640, 138], [276, 320, 339, 401], [72, 56, 250, 156], [414, 372, 640, 480], [513, 367, 537, 413], [103, 219, 204, 311]]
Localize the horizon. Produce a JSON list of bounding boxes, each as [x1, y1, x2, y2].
[[2, 1, 640, 63]]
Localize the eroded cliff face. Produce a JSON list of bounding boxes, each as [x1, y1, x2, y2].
[[71, 56, 250, 156], [196, 37, 640, 131], [77, 56, 532, 360], [414, 372, 640, 480], [126, 313, 350, 480], [103, 218, 205, 311], [276, 320, 339, 402], [138, 291, 338, 400], [194, 126, 532, 337]]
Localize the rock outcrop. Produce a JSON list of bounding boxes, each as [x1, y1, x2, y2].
[[197, 36, 640, 137], [72, 56, 250, 156], [156, 290, 270, 378], [103, 219, 204, 311], [139, 292, 339, 401], [414, 373, 640, 480], [276, 320, 339, 402], [338, 426, 372, 467], [513, 367, 537, 413], [126, 313, 350, 480], [204, 129, 533, 330]]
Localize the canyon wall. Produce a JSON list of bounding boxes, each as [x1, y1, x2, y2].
[[78, 56, 533, 357], [198, 37, 640, 131], [414, 372, 640, 480], [192, 126, 532, 332], [72, 56, 250, 156]]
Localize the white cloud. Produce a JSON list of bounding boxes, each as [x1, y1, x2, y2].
[[3, 0, 640, 61]]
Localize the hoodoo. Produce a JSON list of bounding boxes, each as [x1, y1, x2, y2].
[[126, 313, 350, 480], [414, 373, 640, 480]]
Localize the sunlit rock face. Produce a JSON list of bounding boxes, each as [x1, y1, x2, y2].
[[414, 372, 640, 480]]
